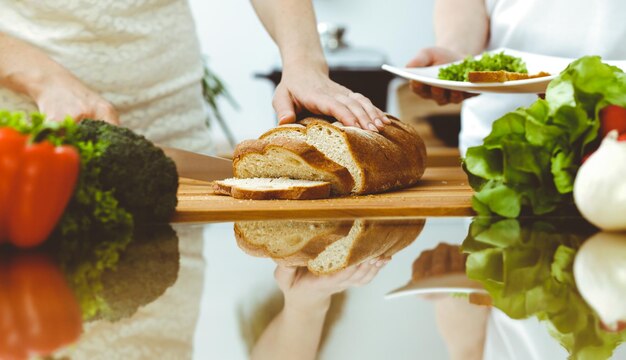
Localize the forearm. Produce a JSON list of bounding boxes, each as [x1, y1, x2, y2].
[[0, 32, 75, 99], [250, 0, 327, 72], [251, 301, 329, 360], [434, 0, 489, 55]]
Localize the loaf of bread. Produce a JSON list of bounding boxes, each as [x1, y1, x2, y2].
[[259, 117, 427, 194], [233, 137, 354, 195], [234, 218, 425, 275], [468, 70, 551, 83], [214, 178, 331, 200]]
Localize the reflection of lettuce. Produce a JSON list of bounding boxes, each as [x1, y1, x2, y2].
[[464, 57, 626, 217], [46, 224, 179, 321], [96, 225, 180, 321], [463, 218, 626, 360]]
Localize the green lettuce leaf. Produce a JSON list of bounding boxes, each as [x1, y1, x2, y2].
[[463, 56, 626, 217]]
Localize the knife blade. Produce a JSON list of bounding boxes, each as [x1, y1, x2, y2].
[[160, 146, 233, 182]]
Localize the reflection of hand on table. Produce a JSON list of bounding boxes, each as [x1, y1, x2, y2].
[[251, 257, 388, 360], [276, 257, 389, 311], [412, 244, 489, 360], [412, 242, 467, 281]]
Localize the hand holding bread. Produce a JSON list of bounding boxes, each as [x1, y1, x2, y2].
[[273, 67, 391, 131]]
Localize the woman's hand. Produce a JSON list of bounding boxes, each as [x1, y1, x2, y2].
[[406, 47, 477, 105], [0, 32, 119, 125], [274, 256, 389, 311], [273, 68, 390, 132], [31, 74, 119, 125]]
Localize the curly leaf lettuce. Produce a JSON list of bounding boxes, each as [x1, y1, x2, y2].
[[462, 218, 625, 360], [438, 51, 528, 82], [464, 56, 626, 217]]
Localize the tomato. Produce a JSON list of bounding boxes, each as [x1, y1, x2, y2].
[[619, 133, 626, 142], [599, 105, 626, 139]]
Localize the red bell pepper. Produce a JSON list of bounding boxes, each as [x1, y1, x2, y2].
[[599, 105, 626, 139], [0, 127, 80, 248], [0, 252, 83, 359]]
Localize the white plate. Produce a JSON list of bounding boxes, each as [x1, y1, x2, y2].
[[382, 48, 574, 94]]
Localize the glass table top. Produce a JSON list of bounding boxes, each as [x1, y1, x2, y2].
[[1, 217, 625, 360]]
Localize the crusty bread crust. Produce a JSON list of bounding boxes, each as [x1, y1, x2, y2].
[[233, 137, 354, 195], [213, 178, 331, 200], [468, 70, 551, 83], [260, 116, 427, 195], [337, 118, 427, 194]]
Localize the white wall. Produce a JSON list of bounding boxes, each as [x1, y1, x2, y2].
[[189, 0, 435, 151]]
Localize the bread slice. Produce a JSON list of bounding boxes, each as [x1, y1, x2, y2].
[[307, 218, 426, 275], [468, 70, 551, 83], [233, 137, 354, 195], [234, 220, 353, 259], [261, 117, 427, 194], [214, 177, 331, 200]]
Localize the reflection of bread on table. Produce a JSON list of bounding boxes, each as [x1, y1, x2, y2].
[[234, 219, 426, 274], [235, 220, 352, 260]]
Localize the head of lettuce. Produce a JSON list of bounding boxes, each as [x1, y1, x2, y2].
[[463, 56, 626, 217]]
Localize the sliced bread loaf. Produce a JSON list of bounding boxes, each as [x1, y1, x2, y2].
[[234, 220, 353, 259], [233, 137, 354, 195], [260, 117, 427, 194], [214, 177, 331, 200]]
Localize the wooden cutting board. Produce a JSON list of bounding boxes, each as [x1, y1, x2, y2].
[[173, 166, 474, 222]]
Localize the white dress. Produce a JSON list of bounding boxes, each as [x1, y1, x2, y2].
[[459, 0, 626, 155], [0, 0, 213, 153]]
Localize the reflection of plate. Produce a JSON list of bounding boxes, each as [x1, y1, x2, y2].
[[385, 273, 487, 300], [383, 48, 626, 94]]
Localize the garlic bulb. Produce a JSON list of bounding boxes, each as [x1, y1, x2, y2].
[[574, 232, 626, 330], [574, 131, 626, 231]]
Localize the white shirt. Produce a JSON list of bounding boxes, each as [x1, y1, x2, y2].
[[0, 0, 213, 153], [460, 0, 626, 155]]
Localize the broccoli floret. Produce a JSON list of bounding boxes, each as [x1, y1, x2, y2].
[[75, 120, 179, 222]]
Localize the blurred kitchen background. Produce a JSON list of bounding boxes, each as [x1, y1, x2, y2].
[[190, 0, 461, 156]]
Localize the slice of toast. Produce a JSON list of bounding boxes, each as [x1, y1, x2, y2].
[[468, 70, 551, 83], [214, 177, 331, 200]]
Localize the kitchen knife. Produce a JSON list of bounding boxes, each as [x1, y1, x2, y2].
[[160, 146, 233, 182]]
